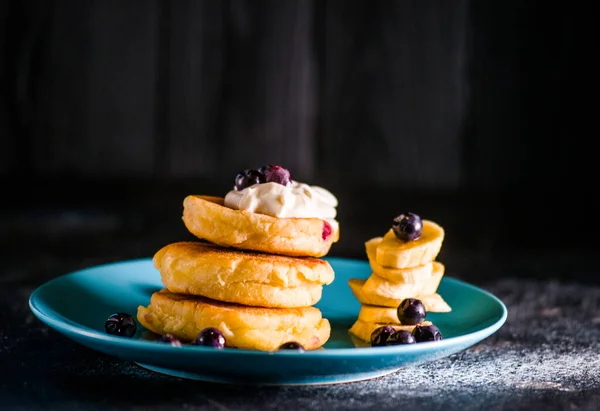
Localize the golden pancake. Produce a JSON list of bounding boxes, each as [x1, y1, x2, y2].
[[365, 238, 433, 283], [348, 278, 452, 312], [361, 262, 445, 298], [374, 221, 444, 268], [357, 304, 401, 324], [162, 271, 324, 308], [182, 195, 339, 257], [137, 289, 330, 351], [153, 241, 335, 288], [349, 319, 432, 343], [357, 304, 439, 324]]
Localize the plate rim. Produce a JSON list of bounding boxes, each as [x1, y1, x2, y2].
[[29, 256, 508, 358]]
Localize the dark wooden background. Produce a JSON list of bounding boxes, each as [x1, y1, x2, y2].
[[0, 1, 598, 283]]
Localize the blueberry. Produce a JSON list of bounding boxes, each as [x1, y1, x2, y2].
[[157, 334, 183, 347], [392, 212, 423, 241], [194, 327, 226, 349], [104, 313, 137, 338], [387, 330, 416, 345], [370, 325, 396, 347], [234, 169, 265, 191], [412, 324, 443, 342], [397, 298, 426, 325], [259, 165, 292, 186], [278, 342, 305, 351]]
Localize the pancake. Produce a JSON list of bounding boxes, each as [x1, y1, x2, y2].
[[357, 304, 402, 324], [162, 272, 324, 308], [349, 319, 432, 343], [374, 221, 444, 268], [182, 195, 340, 257], [153, 241, 335, 288], [348, 278, 452, 312], [365, 238, 433, 283], [361, 262, 445, 298], [137, 289, 330, 351], [357, 304, 439, 324]]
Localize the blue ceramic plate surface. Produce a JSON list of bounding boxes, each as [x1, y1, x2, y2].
[[29, 257, 507, 385]]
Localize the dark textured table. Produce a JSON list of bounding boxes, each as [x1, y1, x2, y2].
[[2, 183, 600, 410], [4, 276, 600, 411]]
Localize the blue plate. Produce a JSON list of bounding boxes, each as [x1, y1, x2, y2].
[[29, 257, 507, 385]]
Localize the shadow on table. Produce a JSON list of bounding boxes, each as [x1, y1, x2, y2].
[[4, 367, 598, 411]]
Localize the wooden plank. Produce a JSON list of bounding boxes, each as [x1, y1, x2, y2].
[[0, 0, 55, 176], [463, 1, 530, 190], [0, 0, 12, 174], [466, 2, 596, 192], [163, 0, 224, 178], [318, 0, 468, 189], [24, 1, 91, 175], [28, 0, 159, 177], [219, 0, 316, 182]]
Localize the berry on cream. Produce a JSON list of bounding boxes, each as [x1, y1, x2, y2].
[[226, 165, 339, 235]]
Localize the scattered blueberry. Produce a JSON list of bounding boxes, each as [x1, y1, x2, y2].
[[104, 313, 137, 338], [278, 342, 305, 352], [234, 169, 265, 191], [260, 165, 292, 186], [387, 330, 416, 345], [370, 325, 396, 347], [157, 334, 183, 347], [397, 298, 426, 325], [194, 327, 226, 349], [392, 212, 423, 241], [412, 324, 443, 342]]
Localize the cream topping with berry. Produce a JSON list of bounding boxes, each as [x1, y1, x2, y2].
[[224, 165, 338, 232], [224, 181, 339, 231]]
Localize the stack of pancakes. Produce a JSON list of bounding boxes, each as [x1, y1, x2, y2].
[[348, 220, 451, 342], [137, 195, 339, 351]]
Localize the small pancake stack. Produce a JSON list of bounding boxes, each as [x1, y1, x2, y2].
[[137, 195, 339, 351], [348, 218, 451, 343]]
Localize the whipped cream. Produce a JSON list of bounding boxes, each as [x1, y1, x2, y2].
[[224, 181, 338, 230]]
